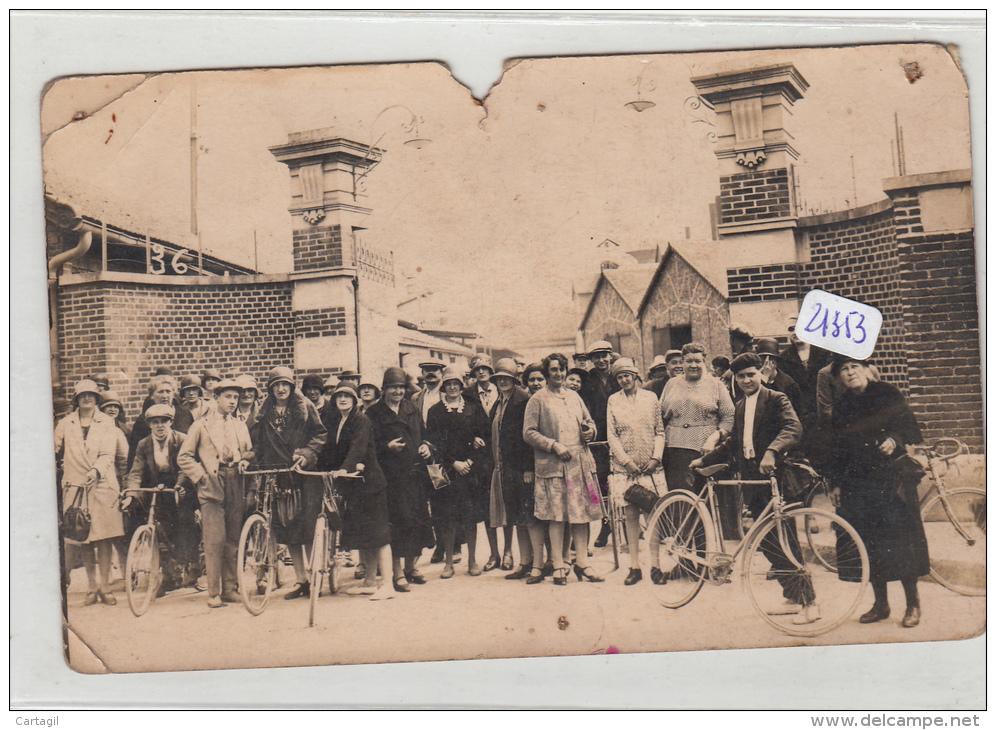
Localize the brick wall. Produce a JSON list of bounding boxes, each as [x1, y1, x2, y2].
[[56, 279, 296, 419], [718, 168, 792, 225], [894, 195, 982, 448], [295, 307, 348, 338], [293, 225, 342, 272], [727, 262, 801, 303]]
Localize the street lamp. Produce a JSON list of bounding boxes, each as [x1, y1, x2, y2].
[[352, 104, 431, 199], [624, 61, 657, 112]]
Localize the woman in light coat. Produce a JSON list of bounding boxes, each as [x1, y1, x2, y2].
[[55, 379, 125, 606]]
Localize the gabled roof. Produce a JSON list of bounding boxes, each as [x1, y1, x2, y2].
[[637, 243, 729, 317], [579, 263, 657, 330]]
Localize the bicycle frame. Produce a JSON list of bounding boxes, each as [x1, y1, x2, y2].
[[665, 473, 807, 582], [124, 485, 180, 555]]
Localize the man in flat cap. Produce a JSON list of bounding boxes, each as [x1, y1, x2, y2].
[[577, 340, 621, 547]]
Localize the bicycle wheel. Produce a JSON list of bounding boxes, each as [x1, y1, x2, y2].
[[238, 514, 276, 616], [126, 524, 160, 617], [921, 488, 986, 596], [803, 483, 839, 573], [309, 515, 328, 627], [744, 508, 868, 637], [646, 492, 713, 608]]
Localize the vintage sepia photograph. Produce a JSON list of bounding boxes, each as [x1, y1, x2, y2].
[[15, 13, 985, 709]]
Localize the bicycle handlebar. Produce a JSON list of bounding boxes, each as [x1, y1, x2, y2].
[[919, 438, 968, 462], [292, 466, 363, 479], [242, 466, 296, 475], [124, 485, 179, 494]]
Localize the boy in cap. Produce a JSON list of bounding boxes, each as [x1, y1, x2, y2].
[[124, 404, 200, 592], [178, 379, 254, 607]]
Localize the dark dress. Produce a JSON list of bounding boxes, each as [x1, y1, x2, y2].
[[318, 406, 391, 550], [828, 380, 928, 583], [425, 396, 491, 529], [365, 398, 435, 556], [250, 391, 327, 546], [489, 386, 536, 527]]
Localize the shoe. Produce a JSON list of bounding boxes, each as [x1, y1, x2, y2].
[[430, 546, 444, 564], [501, 554, 514, 571], [593, 518, 611, 548], [345, 583, 378, 596], [468, 563, 483, 577], [207, 595, 224, 608], [483, 555, 500, 572], [405, 569, 427, 585], [553, 567, 568, 586], [624, 568, 643, 586], [901, 606, 921, 628], [195, 575, 208, 592], [542, 562, 554, 577], [573, 564, 604, 582], [392, 576, 411, 593], [368, 585, 394, 601], [506, 564, 531, 580], [354, 564, 366, 580], [650, 567, 667, 585], [284, 582, 310, 600], [97, 590, 117, 606], [221, 590, 241, 603], [453, 554, 462, 565], [256, 579, 268, 596], [859, 604, 891, 624], [767, 599, 803, 616], [83, 592, 99, 606], [440, 565, 455, 579], [792, 604, 822, 625], [156, 582, 168, 598], [525, 568, 545, 585]]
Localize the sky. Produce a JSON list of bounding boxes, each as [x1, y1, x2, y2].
[[41, 43, 972, 349]]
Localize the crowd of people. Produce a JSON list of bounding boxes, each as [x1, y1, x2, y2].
[[54, 317, 932, 627]]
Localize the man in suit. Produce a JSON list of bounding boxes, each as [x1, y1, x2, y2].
[[578, 340, 620, 547], [124, 404, 199, 592], [178, 379, 254, 608], [692, 352, 818, 625]]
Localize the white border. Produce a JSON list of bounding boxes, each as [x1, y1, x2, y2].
[[10, 10, 987, 710]]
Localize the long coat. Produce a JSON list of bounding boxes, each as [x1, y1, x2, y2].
[[425, 396, 491, 527], [318, 406, 390, 550], [250, 391, 327, 545], [579, 368, 621, 481], [55, 410, 124, 544], [365, 398, 434, 554], [828, 380, 928, 582], [488, 386, 535, 527]]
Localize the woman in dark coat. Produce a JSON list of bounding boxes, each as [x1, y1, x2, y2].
[[251, 366, 328, 600], [488, 358, 541, 580], [365, 367, 435, 590], [828, 356, 927, 628], [425, 365, 491, 578], [319, 382, 395, 600]]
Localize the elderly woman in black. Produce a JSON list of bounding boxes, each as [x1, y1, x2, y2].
[[425, 365, 491, 578], [828, 356, 928, 628], [251, 366, 328, 600], [365, 367, 435, 590], [320, 382, 395, 600]]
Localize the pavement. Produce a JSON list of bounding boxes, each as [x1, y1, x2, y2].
[[62, 535, 986, 675]]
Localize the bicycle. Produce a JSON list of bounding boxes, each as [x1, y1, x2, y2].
[[237, 465, 297, 616], [646, 464, 869, 636], [913, 438, 985, 597], [123, 484, 183, 617], [293, 466, 362, 627]]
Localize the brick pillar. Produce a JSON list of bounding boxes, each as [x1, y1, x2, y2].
[[691, 64, 809, 337], [270, 129, 394, 381]]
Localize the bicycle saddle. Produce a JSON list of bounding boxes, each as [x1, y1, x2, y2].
[[694, 464, 729, 477]]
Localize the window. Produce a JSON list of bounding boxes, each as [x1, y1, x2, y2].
[[651, 325, 693, 355]]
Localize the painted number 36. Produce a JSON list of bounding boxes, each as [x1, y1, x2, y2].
[[150, 243, 190, 275], [803, 303, 867, 344]]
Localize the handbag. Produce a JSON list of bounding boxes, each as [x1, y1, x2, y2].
[[62, 486, 92, 542], [426, 462, 450, 490], [892, 453, 927, 506], [623, 482, 660, 514]]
